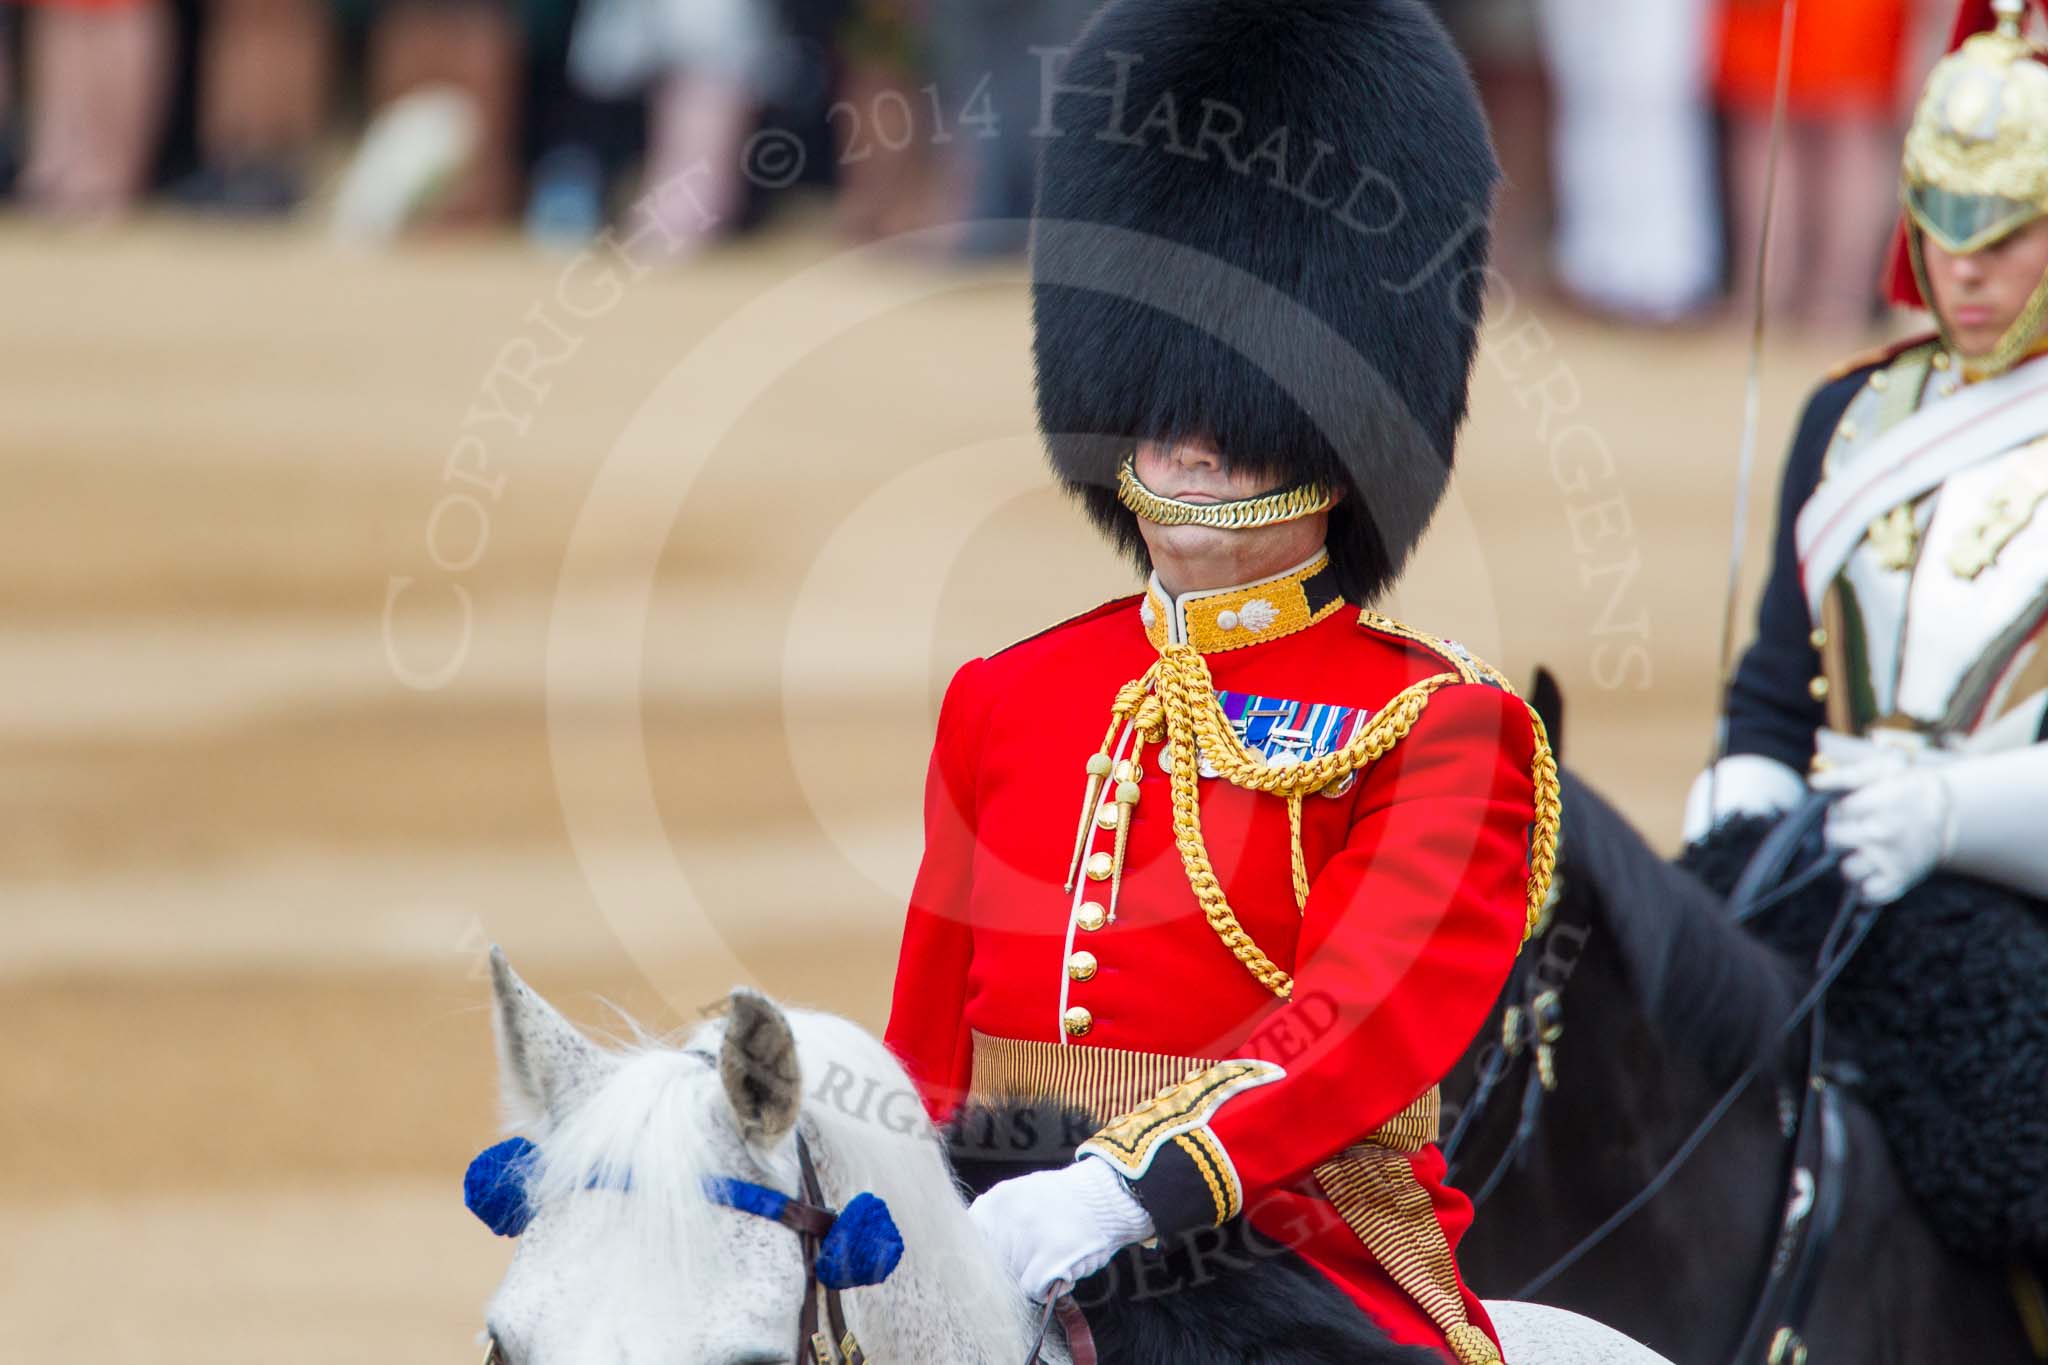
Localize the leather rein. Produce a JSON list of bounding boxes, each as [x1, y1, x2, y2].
[[726, 1128, 1096, 1365], [726, 1130, 1098, 1365], [1444, 794, 1870, 1364]]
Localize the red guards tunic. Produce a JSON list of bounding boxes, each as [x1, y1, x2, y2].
[[885, 555, 1548, 1363]]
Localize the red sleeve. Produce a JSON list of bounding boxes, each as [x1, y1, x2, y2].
[[1207, 682, 1538, 1195], [883, 657, 992, 1123]]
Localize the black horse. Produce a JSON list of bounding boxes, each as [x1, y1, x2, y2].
[[1445, 768, 2035, 1361]]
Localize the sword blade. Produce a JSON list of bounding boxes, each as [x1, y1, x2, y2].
[[1710, 0, 1802, 804]]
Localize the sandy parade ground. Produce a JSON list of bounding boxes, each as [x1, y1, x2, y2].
[[0, 215, 1878, 1360]]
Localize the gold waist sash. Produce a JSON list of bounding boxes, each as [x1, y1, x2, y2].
[[966, 1031, 1498, 1365], [967, 1031, 1440, 1147]]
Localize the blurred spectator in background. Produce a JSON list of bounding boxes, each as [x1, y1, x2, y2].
[[12, 0, 174, 217], [365, 0, 522, 225], [181, 0, 331, 212], [328, 0, 522, 237], [1536, 0, 1722, 324], [1716, 0, 1911, 332], [3, 0, 1941, 328], [0, 10, 15, 194], [567, 0, 792, 258], [1428, 0, 1552, 292], [926, 0, 1093, 256], [833, 0, 954, 243]]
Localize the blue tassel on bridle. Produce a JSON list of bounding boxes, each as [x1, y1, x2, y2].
[[465, 1137, 539, 1237], [816, 1193, 904, 1289], [703, 1178, 904, 1289], [462, 1140, 903, 1289]]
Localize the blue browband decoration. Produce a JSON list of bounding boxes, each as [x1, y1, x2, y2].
[[703, 1177, 905, 1290], [703, 1175, 791, 1223], [463, 1144, 904, 1289]]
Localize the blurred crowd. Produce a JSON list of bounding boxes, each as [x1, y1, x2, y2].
[[0, 0, 1960, 329]]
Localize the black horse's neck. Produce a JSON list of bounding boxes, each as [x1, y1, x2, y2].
[[1445, 772, 1802, 1361], [1446, 769, 2032, 1364], [1450, 906, 1790, 1361]]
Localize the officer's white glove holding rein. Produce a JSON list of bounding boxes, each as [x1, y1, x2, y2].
[[969, 1156, 1155, 1302], [1687, 736, 2048, 906]]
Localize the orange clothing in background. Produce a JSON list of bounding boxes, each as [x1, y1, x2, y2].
[[1717, 0, 1911, 117], [5, 0, 158, 9]]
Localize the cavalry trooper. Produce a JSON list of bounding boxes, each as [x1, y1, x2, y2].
[[882, 2, 1558, 1360], [1687, 0, 2048, 1288]]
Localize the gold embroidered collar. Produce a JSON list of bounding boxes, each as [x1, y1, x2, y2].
[[1140, 551, 1347, 654]]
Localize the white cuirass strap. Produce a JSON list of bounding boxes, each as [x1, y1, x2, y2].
[[1796, 353, 2048, 616]]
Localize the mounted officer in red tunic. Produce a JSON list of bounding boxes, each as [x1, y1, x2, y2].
[[883, 3, 1558, 1361]]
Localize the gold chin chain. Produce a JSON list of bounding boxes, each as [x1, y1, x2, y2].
[[1062, 643, 1561, 999], [1116, 456, 1335, 531]]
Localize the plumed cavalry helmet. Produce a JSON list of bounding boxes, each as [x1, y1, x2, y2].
[[1030, 0, 1500, 605], [1894, 0, 2048, 374]]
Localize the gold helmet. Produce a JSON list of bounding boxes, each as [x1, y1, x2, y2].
[[1899, 0, 2048, 373]]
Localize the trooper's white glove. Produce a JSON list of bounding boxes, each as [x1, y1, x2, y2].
[[1819, 769, 1953, 905], [1818, 742, 2048, 904], [1681, 754, 1807, 844], [967, 1156, 1155, 1303]]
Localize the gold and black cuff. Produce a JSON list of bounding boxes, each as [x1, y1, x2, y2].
[[1077, 1058, 1283, 1235]]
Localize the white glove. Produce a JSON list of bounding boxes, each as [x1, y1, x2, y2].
[[1822, 769, 1954, 905], [1809, 728, 1956, 794], [1821, 741, 2048, 903], [1681, 754, 1807, 843], [967, 1156, 1156, 1302]]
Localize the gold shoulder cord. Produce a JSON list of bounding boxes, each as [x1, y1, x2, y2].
[[1071, 617, 1561, 999]]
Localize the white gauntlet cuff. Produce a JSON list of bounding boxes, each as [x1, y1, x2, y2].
[[1682, 754, 1807, 844]]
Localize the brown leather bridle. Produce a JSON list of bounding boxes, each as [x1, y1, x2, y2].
[[784, 1131, 869, 1365], [479, 1126, 1097, 1365], [767, 1132, 1097, 1365]]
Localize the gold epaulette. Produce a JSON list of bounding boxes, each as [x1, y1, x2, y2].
[[1353, 611, 1558, 945], [1826, 331, 1941, 382], [1354, 609, 1516, 691]]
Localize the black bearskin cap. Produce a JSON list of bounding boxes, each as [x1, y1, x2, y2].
[[1031, 0, 1499, 604]]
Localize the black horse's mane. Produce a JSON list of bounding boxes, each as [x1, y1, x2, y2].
[[946, 1100, 1437, 1365], [1554, 769, 1803, 1084]]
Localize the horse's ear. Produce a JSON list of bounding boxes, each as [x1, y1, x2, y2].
[[719, 987, 802, 1146], [1529, 666, 1566, 762], [489, 946, 609, 1132]]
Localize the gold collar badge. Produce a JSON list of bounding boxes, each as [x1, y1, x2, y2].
[[1140, 553, 1347, 654]]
